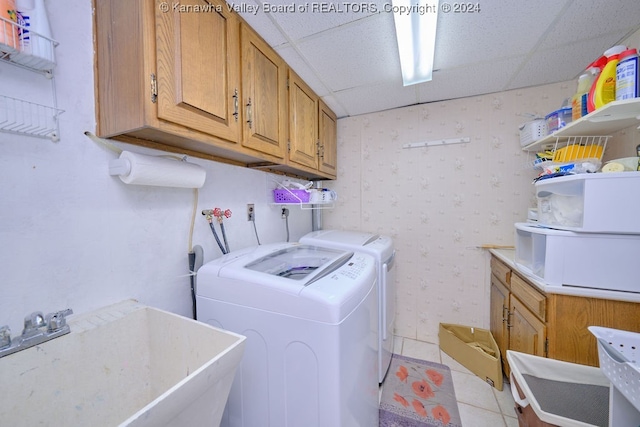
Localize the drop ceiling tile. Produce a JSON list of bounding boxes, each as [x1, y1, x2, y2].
[[295, 13, 400, 92], [333, 80, 419, 117], [434, 0, 570, 70], [537, 0, 640, 50], [235, 1, 289, 47], [275, 44, 330, 96], [418, 56, 525, 103], [506, 32, 631, 91]]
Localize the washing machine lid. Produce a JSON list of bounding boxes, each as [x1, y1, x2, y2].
[[196, 243, 378, 323], [244, 245, 352, 283], [301, 230, 394, 261]]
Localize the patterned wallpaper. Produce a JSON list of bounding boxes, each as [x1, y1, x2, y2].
[[323, 80, 640, 343]]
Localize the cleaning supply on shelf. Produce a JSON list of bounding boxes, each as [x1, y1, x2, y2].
[[585, 56, 607, 113], [571, 62, 606, 120], [571, 72, 593, 120], [0, 0, 18, 52], [15, 0, 54, 69], [616, 48, 639, 101], [588, 45, 626, 112]]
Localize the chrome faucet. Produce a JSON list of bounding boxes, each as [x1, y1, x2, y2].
[[0, 308, 73, 358]]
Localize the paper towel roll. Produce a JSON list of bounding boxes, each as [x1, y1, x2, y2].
[[109, 151, 206, 188]]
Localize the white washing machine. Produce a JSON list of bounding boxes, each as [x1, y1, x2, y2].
[[196, 242, 379, 427], [301, 230, 396, 383]]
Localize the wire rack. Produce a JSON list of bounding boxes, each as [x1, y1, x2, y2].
[[0, 95, 63, 141], [526, 135, 610, 171], [1, 16, 61, 141]]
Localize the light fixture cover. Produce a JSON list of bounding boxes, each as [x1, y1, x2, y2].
[[391, 0, 440, 86]]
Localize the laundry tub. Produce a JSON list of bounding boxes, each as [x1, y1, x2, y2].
[[0, 300, 245, 427]]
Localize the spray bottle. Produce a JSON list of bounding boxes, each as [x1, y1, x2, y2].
[[586, 55, 607, 113]]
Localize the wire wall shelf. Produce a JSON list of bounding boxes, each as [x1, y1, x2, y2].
[[1, 16, 60, 141], [0, 95, 63, 141], [0, 16, 58, 73], [526, 135, 610, 171]]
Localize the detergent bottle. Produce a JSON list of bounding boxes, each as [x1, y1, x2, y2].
[[588, 45, 626, 112], [616, 48, 639, 101]]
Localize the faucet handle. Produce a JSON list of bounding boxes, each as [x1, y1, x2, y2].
[[46, 309, 73, 332], [0, 326, 11, 349], [22, 312, 45, 337]]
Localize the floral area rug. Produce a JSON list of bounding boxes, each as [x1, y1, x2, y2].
[[379, 354, 462, 427]]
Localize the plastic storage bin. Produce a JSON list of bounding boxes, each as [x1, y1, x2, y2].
[[588, 326, 640, 426], [545, 107, 572, 134], [507, 350, 610, 427], [519, 119, 547, 147], [514, 222, 640, 292], [535, 172, 640, 233], [273, 188, 310, 203]]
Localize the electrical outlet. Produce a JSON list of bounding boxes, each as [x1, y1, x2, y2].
[[247, 204, 255, 221]]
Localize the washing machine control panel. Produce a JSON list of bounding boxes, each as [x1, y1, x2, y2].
[[334, 253, 371, 280]]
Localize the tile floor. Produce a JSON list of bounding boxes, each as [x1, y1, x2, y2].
[[387, 336, 519, 427]]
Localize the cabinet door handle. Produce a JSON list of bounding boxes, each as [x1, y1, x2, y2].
[[506, 309, 513, 328], [502, 305, 508, 323], [246, 98, 252, 129], [232, 89, 239, 122]]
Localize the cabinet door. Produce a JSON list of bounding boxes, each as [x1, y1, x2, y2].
[[490, 274, 510, 376], [318, 99, 337, 177], [240, 24, 287, 158], [510, 296, 546, 357], [288, 70, 319, 170], [155, 0, 241, 143]]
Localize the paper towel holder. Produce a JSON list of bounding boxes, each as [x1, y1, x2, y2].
[[108, 150, 206, 189]]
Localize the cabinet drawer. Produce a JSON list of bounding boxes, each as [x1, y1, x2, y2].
[[511, 273, 546, 321], [490, 257, 511, 288]]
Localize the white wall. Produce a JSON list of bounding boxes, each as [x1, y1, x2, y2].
[[0, 1, 312, 335], [325, 83, 640, 343]]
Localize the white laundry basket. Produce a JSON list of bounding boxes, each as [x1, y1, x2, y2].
[[507, 350, 610, 427], [588, 326, 640, 425]]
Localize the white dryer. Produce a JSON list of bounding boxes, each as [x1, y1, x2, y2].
[[196, 243, 379, 427], [301, 229, 396, 383]]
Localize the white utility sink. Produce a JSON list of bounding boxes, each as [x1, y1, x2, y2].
[[0, 300, 245, 426]]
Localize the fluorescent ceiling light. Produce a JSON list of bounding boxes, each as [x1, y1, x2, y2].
[[391, 0, 439, 86]]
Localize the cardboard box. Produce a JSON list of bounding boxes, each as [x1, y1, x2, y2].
[[438, 323, 503, 390]]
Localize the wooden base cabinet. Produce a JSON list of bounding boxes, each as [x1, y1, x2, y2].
[[490, 255, 640, 377], [490, 257, 546, 379]]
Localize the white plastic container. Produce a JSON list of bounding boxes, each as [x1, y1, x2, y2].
[[535, 172, 640, 234], [519, 119, 547, 146], [515, 222, 640, 292], [588, 326, 640, 426]]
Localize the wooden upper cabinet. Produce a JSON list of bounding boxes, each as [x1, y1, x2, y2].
[[94, 0, 337, 178], [155, 0, 241, 143], [240, 24, 287, 158], [288, 70, 319, 170], [318, 100, 337, 177]]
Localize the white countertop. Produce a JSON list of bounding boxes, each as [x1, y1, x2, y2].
[[489, 248, 640, 304]]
